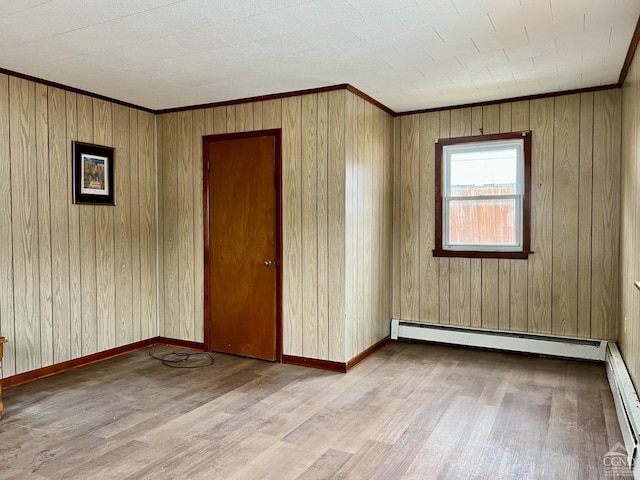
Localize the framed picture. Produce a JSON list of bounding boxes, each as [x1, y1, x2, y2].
[[72, 141, 115, 205]]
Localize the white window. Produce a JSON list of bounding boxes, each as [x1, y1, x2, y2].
[[434, 132, 531, 259]]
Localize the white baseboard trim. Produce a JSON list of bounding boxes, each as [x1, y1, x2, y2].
[[390, 319, 607, 361], [606, 343, 640, 479]]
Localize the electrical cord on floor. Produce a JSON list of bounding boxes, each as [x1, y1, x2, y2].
[[148, 343, 215, 368]]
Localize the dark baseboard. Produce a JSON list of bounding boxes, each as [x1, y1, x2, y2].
[[156, 337, 206, 350], [282, 355, 347, 373], [282, 336, 391, 373], [346, 336, 391, 371], [1, 338, 156, 388]]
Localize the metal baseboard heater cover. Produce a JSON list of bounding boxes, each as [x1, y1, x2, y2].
[[390, 319, 607, 361], [606, 343, 640, 478]]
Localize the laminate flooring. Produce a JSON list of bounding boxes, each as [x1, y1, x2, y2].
[[0, 342, 629, 479]]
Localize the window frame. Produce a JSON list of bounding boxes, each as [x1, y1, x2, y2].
[[433, 131, 532, 260]]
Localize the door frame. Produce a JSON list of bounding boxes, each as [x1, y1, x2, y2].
[[202, 129, 283, 361]]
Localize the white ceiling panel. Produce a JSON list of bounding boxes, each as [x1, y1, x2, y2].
[[0, 0, 637, 112]]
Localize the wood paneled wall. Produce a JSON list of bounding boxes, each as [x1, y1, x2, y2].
[[0, 73, 157, 378], [344, 94, 394, 360], [393, 90, 621, 340], [620, 51, 640, 390], [157, 90, 394, 362]]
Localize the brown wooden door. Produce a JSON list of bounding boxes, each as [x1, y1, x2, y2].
[[207, 134, 277, 361]]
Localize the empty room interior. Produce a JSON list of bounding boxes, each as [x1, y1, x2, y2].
[[3, 0, 640, 478]]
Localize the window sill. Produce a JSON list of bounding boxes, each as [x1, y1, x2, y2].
[[432, 249, 533, 259]]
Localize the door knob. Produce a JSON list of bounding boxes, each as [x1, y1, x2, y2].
[[264, 260, 273, 266]]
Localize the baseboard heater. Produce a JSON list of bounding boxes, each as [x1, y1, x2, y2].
[[390, 319, 607, 361], [606, 343, 640, 478]]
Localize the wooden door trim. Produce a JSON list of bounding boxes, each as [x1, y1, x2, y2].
[[202, 129, 283, 361]]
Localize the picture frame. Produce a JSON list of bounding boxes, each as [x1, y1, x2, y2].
[[72, 141, 115, 205]]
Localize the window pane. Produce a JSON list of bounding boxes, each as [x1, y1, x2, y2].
[[449, 148, 518, 196], [448, 198, 517, 246]]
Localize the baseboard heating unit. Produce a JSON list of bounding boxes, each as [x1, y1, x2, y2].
[[606, 343, 640, 478], [390, 319, 607, 361]]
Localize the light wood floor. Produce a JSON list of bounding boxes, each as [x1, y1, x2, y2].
[[0, 342, 626, 479]]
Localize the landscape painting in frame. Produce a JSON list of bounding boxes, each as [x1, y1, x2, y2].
[[72, 141, 115, 205]]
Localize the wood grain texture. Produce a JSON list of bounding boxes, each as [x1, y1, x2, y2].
[[48, 87, 71, 363], [528, 97, 554, 335], [317, 92, 329, 360], [129, 109, 141, 343], [192, 109, 205, 343], [344, 92, 358, 358], [327, 91, 345, 362], [591, 90, 621, 340], [66, 91, 82, 360], [177, 111, 195, 341], [77, 94, 98, 356], [10, 77, 42, 373], [93, 98, 116, 353], [302, 94, 319, 358], [620, 52, 640, 391], [552, 94, 580, 337], [0, 342, 624, 479], [0, 74, 15, 377], [418, 113, 440, 323], [138, 111, 157, 340], [35, 83, 53, 366], [577, 93, 594, 339], [113, 105, 133, 347], [282, 96, 303, 357], [400, 115, 419, 321]]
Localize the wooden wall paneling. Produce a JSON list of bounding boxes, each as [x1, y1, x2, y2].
[[328, 90, 345, 363], [509, 101, 530, 332], [156, 114, 165, 339], [282, 96, 303, 356], [177, 111, 195, 341], [10, 77, 41, 372], [344, 92, 357, 358], [226, 105, 236, 133], [577, 93, 594, 338], [76, 94, 98, 355], [235, 102, 253, 132], [363, 99, 373, 350], [591, 90, 621, 340], [497, 104, 512, 331], [138, 111, 156, 339], [213, 106, 227, 134], [93, 98, 116, 352], [385, 114, 394, 333], [253, 101, 263, 131], [129, 109, 141, 343], [317, 92, 329, 360], [528, 97, 554, 335], [192, 109, 205, 343], [262, 99, 282, 130], [48, 87, 71, 363], [162, 113, 179, 339], [479, 104, 502, 330], [551, 94, 580, 337], [418, 112, 440, 324], [35, 83, 53, 366], [113, 105, 133, 347], [439, 110, 451, 324], [367, 101, 378, 346], [66, 91, 82, 359], [449, 108, 472, 327], [0, 73, 15, 377], [205, 108, 215, 136], [469, 106, 483, 328], [392, 118, 401, 320], [355, 97, 365, 353], [400, 115, 420, 321], [301, 94, 319, 358]]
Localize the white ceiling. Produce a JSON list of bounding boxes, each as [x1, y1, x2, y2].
[[0, 0, 638, 112]]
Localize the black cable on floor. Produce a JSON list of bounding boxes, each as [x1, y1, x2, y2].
[[148, 343, 215, 368]]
